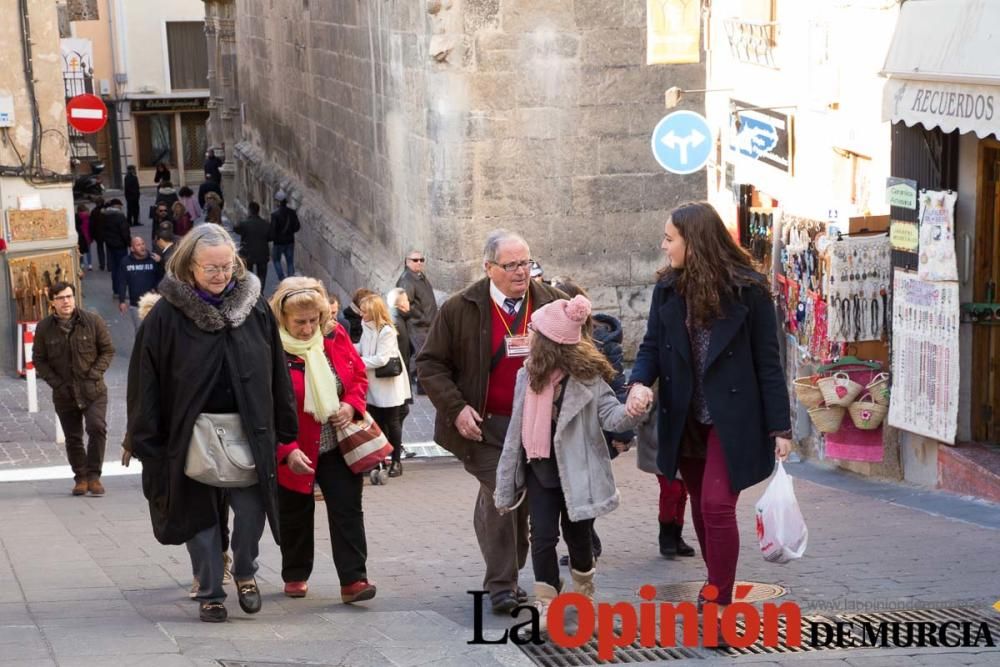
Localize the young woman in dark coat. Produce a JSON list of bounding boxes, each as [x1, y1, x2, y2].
[[126, 224, 297, 623], [627, 202, 792, 609]]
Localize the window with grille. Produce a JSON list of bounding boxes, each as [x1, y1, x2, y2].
[[166, 22, 209, 91]]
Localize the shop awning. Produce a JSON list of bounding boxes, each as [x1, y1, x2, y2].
[[881, 0, 1000, 138]]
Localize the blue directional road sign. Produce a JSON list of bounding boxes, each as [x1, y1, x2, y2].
[[651, 110, 713, 175]]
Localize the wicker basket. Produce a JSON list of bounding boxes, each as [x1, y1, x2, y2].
[[793, 376, 824, 409], [866, 372, 891, 407], [817, 372, 864, 407], [808, 405, 846, 433], [848, 393, 888, 430]]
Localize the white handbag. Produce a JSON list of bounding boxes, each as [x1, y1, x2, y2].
[[184, 413, 257, 487]]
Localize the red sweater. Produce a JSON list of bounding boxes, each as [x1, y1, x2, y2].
[[276, 324, 369, 494], [485, 303, 527, 416]]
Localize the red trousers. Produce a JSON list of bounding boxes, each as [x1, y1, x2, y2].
[[656, 474, 688, 525], [677, 427, 740, 605]]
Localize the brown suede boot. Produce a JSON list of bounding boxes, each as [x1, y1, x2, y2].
[[72, 480, 88, 496], [88, 479, 105, 496]]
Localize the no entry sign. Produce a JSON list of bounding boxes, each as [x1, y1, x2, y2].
[[66, 94, 108, 133]]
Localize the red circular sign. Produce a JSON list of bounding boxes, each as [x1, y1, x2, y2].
[[66, 94, 108, 133]]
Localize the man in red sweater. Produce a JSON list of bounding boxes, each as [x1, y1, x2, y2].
[[417, 230, 563, 614]]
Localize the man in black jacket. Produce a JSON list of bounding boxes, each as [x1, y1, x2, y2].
[[396, 249, 438, 386], [234, 201, 270, 284], [152, 228, 176, 282], [33, 282, 115, 496], [102, 199, 131, 295], [118, 236, 159, 331], [203, 148, 224, 183], [268, 190, 300, 280], [124, 165, 141, 226]]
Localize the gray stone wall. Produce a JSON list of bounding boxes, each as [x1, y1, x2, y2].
[[232, 0, 705, 354]]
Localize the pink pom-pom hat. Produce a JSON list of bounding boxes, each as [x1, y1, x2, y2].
[[530, 295, 592, 344]]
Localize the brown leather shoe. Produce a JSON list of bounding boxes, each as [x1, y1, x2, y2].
[[88, 479, 105, 496], [72, 480, 88, 496]]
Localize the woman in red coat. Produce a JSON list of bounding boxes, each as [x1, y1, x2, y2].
[[269, 276, 377, 603]]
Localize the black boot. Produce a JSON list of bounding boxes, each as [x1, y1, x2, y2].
[[674, 524, 696, 557], [659, 521, 677, 559]]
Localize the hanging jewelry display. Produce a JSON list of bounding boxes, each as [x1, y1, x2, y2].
[[825, 234, 892, 343]]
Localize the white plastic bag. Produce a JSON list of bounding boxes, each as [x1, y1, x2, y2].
[[754, 462, 808, 563]]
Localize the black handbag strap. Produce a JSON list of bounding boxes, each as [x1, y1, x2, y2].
[[489, 300, 529, 373]]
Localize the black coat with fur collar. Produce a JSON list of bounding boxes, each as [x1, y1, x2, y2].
[[126, 272, 297, 545]]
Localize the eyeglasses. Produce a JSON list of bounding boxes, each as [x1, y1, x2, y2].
[[490, 259, 533, 273], [407, 257, 426, 263], [195, 263, 237, 277]]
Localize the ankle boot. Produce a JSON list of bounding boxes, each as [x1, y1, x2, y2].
[[674, 524, 696, 557], [533, 581, 559, 633], [570, 567, 595, 600], [659, 521, 678, 559]]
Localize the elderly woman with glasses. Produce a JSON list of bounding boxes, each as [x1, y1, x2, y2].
[[126, 224, 298, 623], [269, 277, 377, 604]]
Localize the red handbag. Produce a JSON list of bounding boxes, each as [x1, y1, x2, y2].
[[335, 412, 393, 473]]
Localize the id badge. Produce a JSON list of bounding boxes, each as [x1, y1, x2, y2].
[[505, 334, 531, 358]]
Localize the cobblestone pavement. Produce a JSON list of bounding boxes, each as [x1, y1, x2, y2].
[[0, 204, 998, 665]]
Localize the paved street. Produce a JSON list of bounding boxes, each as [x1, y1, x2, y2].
[[0, 212, 998, 666]]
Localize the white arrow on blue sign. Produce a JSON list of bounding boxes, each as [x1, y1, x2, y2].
[[651, 110, 713, 175]]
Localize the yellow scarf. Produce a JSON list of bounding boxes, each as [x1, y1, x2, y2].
[[279, 328, 340, 423]]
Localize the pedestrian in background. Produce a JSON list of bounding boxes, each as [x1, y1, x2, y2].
[[32, 282, 114, 496], [156, 181, 179, 210], [118, 236, 159, 331], [153, 228, 176, 282], [102, 199, 131, 295], [178, 185, 203, 222], [75, 204, 93, 271], [396, 249, 437, 390], [357, 294, 411, 477], [269, 190, 300, 280], [204, 148, 224, 183], [386, 287, 416, 460], [153, 162, 171, 186], [234, 201, 270, 285], [89, 197, 107, 271], [126, 224, 297, 623], [270, 277, 377, 604], [627, 201, 792, 612], [124, 165, 141, 227], [198, 173, 224, 210], [342, 288, 374, 344], [170, 201, 193, 237]]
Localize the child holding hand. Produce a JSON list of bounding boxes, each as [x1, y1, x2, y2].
[[495, 295, 649, 630]]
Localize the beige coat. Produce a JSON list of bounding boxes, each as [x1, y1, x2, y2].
[[495, 368, 643, 522]]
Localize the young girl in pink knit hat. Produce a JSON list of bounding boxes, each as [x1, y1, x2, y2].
[[494, 295, 650, 631]]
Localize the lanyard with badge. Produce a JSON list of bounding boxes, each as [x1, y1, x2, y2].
[[492, 292, 531, 362]]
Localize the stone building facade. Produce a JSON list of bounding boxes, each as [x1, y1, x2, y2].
[[206, 0, 706, 354]]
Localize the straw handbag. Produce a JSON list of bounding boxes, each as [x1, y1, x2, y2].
[[808, 405, 846, 433], [848, 393, 888, 430], [793, 375, 824, 409], [865, 373, 891, 407], [817, 372, 863, 407]]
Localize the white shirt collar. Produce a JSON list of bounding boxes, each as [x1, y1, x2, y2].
[[489, 281, 524, 312]]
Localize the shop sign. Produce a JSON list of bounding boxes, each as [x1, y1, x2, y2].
[[728, 99, 792, 174], [886, 177, 918, 210], [889, 220, 919, 252], [130, 97, 208, 112]]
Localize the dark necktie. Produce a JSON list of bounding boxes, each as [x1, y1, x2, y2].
[[503, 297, 521, 316]]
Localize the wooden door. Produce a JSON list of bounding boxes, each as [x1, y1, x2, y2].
[[972, 142, 1000, 442]]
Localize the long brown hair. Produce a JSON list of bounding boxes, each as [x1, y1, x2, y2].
[[525, 332, 615, 393], [657, 202, 767, 326]]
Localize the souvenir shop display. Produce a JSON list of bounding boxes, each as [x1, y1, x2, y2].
[[887, 270, 960, 444], [848, 393, 888, 430], [916, 189, 958, 282], [776, 217, 830, 359], [746, 208, 775, 266], [824, 234, 892, 343], [9, 250, 79, 322]]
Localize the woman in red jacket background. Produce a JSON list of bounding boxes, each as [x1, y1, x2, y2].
[[269, 276, 377, 604]]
